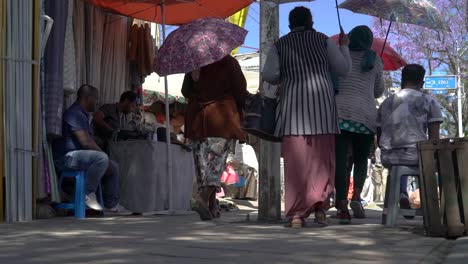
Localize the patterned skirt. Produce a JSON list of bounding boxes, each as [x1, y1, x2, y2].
[[192, 138, 233, 191]]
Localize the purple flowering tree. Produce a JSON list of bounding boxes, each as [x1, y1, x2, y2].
[[371, 0, 467, 136]]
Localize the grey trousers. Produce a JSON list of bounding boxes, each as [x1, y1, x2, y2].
[[64, 150, 120, 209]]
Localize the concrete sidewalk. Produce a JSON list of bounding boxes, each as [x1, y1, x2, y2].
[[0, 202, 459, 264], [444, 237, 468, 264]]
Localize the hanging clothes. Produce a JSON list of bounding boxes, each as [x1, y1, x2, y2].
[[100, 14, 130, 103], [63, 0, 76, 93], [44, 0, 68, 136], [74, 0, 130, 105], [128, 23, 154, 87]]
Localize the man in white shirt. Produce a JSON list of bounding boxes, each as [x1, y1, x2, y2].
[[376, 64, 443, 205]]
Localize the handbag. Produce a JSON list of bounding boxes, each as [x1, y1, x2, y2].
[[241, 82, 281, 142]]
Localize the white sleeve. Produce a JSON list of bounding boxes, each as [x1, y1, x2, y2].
[[326, 38, 352, 77], [428, 97, 444, 123]]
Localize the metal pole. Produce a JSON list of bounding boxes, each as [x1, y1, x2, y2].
[[258, 0, 281, 222], [161, 0, 174, 213], [457, 46, 464, 138]]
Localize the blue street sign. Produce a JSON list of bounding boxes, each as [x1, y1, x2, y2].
[[431, 90, 448, 95], [424, 75, 457, 89]]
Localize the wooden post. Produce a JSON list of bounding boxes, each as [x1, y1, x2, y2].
[[258, 0, 281, 222]]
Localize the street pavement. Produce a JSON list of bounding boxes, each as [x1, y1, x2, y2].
[[0, 201, 463, 264]]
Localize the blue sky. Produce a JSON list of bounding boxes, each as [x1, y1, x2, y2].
[[239, 0, 373, 53]]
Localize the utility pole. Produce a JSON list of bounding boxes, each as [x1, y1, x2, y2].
[[258, 0, 281, 222], [457, 45, 467, 138]]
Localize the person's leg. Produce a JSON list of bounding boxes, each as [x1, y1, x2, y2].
[[351, 133, 373, 200], [349, 133, 373, 218], [373, 165, 383, 202], [193, 138, 232, 220], [400, 176, 408, 194], [334, 132, 352, 223], [309, 135, 336, 225], [64, 150, 109, 195], [100, 160, 120, 209], [399, 175, 411, 210], [208, 138, 232, 217], [192, 140, 213, 220], [335, 132, 351, 204], [208, 186, 219, 217], [381, 167, 389, 202], [282, 136, 312, 226]]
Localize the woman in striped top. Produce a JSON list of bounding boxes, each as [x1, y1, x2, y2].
[[263, 6, 352, 228], [334, 26, 385, 224]]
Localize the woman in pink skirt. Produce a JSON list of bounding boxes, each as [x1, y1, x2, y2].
[[263, 6, 351, 228]]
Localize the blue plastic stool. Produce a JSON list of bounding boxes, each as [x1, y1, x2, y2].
[[55, 170, 104, 219]]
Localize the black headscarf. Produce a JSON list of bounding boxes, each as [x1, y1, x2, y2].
[[348, 25, 377, 72]]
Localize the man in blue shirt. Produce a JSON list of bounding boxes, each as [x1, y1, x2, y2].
[[58, 84, 131, 215]]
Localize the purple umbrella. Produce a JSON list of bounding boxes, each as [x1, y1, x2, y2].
[[154, 17, 248, 76]]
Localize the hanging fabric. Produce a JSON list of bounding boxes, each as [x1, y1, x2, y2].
[[73, 0, 86, 93], [85, 3, 105, 89], [129, 22, 155, 106], [63, 0, 76, 93], [74, 0, 129, 105], [100, 14, 130, 103], [44, 0, 68, 136], [229, 7, 250, 55]]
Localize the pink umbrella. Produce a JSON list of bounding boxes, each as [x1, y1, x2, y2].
[[330, 34, 407, 71], [154, 17, 247, 76]]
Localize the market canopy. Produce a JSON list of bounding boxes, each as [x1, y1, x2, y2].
[[86, 0, 253, 25]]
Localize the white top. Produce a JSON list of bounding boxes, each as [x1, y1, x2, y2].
[[377, 88, 443, 165]]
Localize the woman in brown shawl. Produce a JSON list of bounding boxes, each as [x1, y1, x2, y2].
[[182, 55, 247, 220]]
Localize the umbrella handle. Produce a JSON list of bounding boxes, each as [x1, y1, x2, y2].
[[381, 20, 392, 57], [335, 0, 342, 29]]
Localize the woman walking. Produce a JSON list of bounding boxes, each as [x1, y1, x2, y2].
[[334, 25, 385, 224], [181, 55, 247, 221], [263, 6, 351, 228]]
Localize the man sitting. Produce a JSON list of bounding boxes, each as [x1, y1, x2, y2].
[[56, 84, 131, 215], [93, 91, 138, 151], [376, 64, 443, 206]]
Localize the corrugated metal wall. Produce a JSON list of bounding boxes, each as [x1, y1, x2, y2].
[[1, 0, 38, 222], [0, 0, 6, 222]]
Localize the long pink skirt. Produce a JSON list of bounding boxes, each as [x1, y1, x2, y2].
[[282, 135, 336, 220]]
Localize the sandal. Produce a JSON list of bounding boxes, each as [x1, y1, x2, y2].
[[336, 200, 351, 225], [337, 210, 351, 225], [314, 209, 328, 225], [350, 200, 366, 219]]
